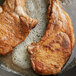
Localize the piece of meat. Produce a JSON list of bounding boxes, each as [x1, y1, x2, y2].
[[28, 0, 75, 75], [0, 0, 38, 55]]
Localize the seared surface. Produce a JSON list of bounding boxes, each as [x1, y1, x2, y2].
[[28, 0, 75, 75], [0, 0, 38, 55]]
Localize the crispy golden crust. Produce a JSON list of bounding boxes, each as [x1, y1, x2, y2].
[[0, 0, 38, 55], [28, 0, 75, 75]]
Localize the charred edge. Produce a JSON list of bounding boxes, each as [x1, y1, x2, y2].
[[47, 0, 52, 19]]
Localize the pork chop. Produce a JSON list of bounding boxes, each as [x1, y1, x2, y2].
[[28, 0, 75, 75], [0, 0, 38, 55]]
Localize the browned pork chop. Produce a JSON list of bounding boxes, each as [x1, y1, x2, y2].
[[28, 0, 75, 75], [0, 0, 38, 55]]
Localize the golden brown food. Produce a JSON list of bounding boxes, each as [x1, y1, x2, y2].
[[0, 0, 38, 55], [28, 0, 75, 75]]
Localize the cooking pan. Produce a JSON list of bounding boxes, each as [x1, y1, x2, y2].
[[0, 0, 76, 76]]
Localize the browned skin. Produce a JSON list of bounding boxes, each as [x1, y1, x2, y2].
[[28, 0, 75, 75], [0, 0, 38, 55]]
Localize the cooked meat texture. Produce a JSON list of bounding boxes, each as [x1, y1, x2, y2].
[[0, 0, 38, 55], [28, 0, 75, 75]]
